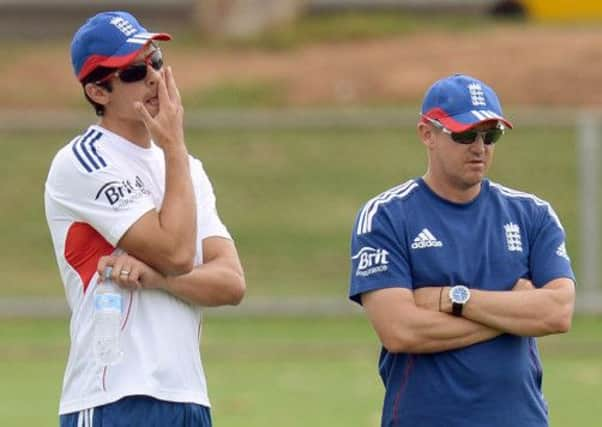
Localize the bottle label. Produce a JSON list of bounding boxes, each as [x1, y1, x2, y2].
[[94, 293, 122, 312]]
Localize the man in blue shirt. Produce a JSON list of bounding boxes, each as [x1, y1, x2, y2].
[[349, 74, 575, 427]]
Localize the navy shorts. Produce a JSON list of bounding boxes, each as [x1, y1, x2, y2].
[[59, 395, 212, 427]]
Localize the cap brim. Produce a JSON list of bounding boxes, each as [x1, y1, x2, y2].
[[77, 32, 171, 81], [424, 107, 513, 132], [100, 32, 171, 69]]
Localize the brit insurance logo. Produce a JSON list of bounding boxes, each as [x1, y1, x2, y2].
[[95, 175, 150, 210], [352, 247, 389, 277]]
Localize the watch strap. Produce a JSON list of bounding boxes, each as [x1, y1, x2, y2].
[[452, 302, 463, 317]]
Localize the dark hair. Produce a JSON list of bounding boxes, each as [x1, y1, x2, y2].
[[80, 67, 116, 116]]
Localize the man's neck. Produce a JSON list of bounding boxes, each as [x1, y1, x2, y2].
[[98, 116, 151, 148], [422, 172, 482, 204]]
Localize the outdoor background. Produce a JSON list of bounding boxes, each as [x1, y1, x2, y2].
[[1, 1, 601, 426]]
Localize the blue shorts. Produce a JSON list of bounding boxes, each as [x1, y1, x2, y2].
[[59, 395, 212, 427]]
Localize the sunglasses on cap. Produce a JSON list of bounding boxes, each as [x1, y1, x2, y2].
[[96, 49, 164, 84], [423, 116, 505, 145]]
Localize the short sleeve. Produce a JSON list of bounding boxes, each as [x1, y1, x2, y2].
[[45, 150, 155, 246], [349, 206, 412, 305], [529, 205, 576, 287], [191, 158, 231, 241]]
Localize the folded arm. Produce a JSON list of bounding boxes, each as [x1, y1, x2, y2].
[[415, 278, 575, 337], [98, 237, 245, 307], [362, 287, 502, 354], [163, 237, 245, 306], [459, 278, 574, 336]]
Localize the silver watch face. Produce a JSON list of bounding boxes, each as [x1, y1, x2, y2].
[[450, 285, 470, 304]]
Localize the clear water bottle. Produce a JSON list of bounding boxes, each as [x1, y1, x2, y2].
[[93, 267, 123, 366]]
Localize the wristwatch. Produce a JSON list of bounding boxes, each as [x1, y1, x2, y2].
[[449, 285, 471, 317]]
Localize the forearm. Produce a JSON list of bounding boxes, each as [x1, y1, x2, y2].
[[128, 65, 197, 272], [387, 308, 501, 353], [364, 289, 502, 354], [456, 281, 575, 337], [163, 257, 245, 307], [159, 145, 197, 262]]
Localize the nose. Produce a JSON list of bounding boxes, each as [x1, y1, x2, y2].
[[470, 134, 486, 152], [145, 63, 161, 86]]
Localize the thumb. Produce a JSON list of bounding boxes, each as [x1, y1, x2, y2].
[[97, 256, 115, 282]]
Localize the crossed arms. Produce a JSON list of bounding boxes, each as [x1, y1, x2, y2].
[[96, 65, 245, 306], [361, 277, 575, 354], [98, 237, 245, 306]]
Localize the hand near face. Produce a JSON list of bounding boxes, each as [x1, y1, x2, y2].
[[134, 66, 185, 150]]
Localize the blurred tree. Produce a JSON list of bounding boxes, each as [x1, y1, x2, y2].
[[490, 0, 527, 18], [195, 0, 307, 38]]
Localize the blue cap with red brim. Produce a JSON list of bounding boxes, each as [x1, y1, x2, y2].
[[421, 74, 513, 132], [71, 11, 171, 81]]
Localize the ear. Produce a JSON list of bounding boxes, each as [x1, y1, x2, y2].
[[84, 83, 111, 107], [417, 122, 436, 150]]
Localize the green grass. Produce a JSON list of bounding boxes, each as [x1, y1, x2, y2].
[[0, 124, 587, 297], [183, 80, 287, 108], [0, 316, 600, 426], [5, 11, 502, 60], [187, 11, 504, 51]]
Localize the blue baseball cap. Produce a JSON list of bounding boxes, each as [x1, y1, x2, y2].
[[421, 74, 513, 132], [71, 11, 171, 82]]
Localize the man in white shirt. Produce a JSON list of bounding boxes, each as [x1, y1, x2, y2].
[[45, 10, 245, 427]]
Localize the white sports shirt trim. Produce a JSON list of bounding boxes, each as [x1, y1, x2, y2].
[[126, 32, 161, 44], [77, 408, 93, 427], [471, 110, 502, 121], [490, 182, 564, 230], [357, 180, 419, 235], [71, 129, 107, 174]]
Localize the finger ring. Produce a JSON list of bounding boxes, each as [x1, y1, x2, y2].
[[120, 270, 130, 276]]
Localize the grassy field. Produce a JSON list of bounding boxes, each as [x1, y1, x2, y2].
[[0, 120, 597, 426], [0, 315, 600, 426], [197, 10, 501, 51], [0, 124, 584, 298], [1, 9, 598, 426]]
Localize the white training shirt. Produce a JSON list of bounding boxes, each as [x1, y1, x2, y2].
[[44, 125, 231, 414]]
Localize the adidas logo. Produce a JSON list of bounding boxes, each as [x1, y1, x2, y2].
[[556, 242, 570, 261], [411, 228, 443, 249]]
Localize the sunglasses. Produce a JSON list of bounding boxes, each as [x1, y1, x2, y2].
[[96, 49, 164, 84], [424, 116, 504, 145]]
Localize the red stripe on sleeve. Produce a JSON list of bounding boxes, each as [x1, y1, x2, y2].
[[64, 222, 115, 293]]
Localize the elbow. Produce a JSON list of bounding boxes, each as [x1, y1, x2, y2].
[[543, 283, 575, 335], [544, 305, 573, 334], [557, 317, 572, 334], [554, 298, 575, 333], [381, 330, 418, 354], [227, 275, 246, 306], [551, 310, 573, 334], [164, 250, 195, 275], [166, 239, 196, 275]]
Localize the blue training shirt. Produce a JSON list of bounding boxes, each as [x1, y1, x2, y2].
[[349, 178, 575, 427]]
